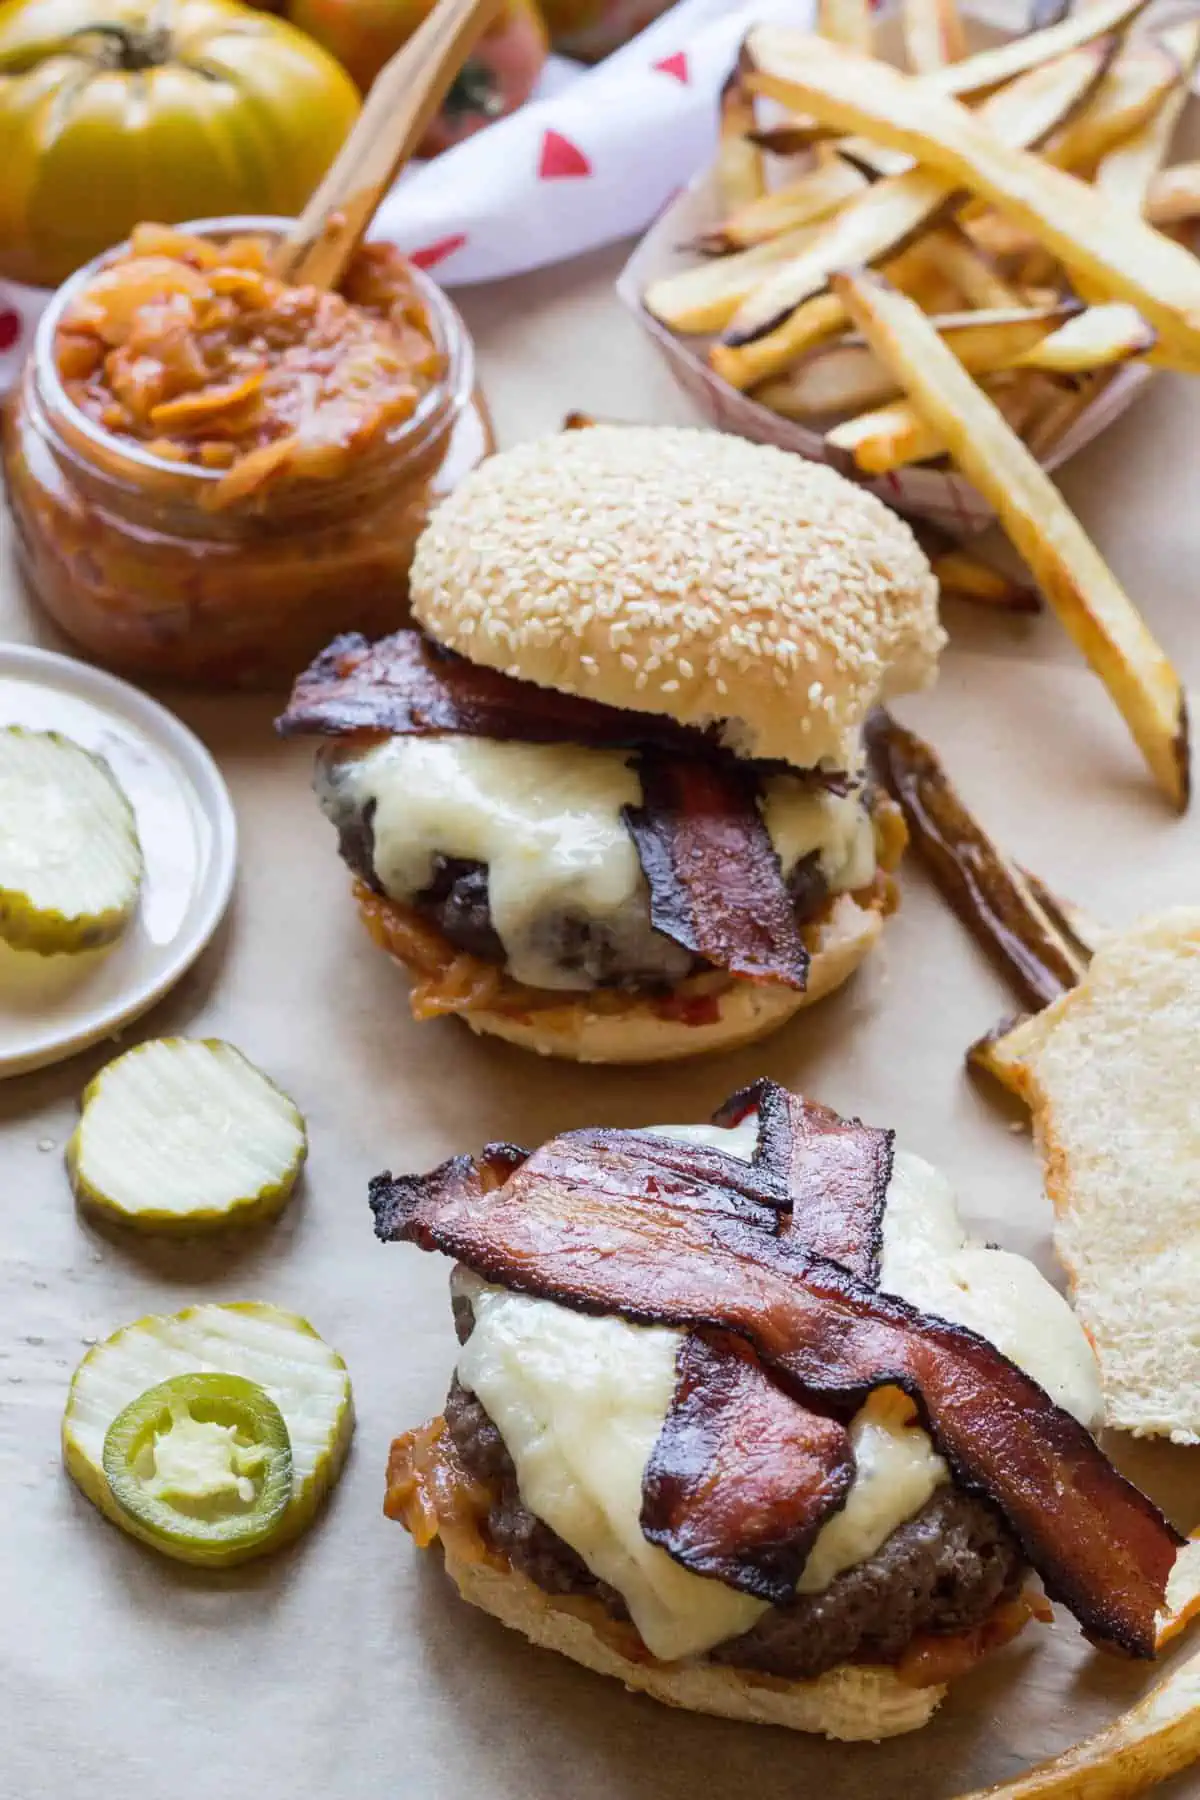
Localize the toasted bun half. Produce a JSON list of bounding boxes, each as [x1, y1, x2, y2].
[[410, 426, 943, 772], [973, 909, 1200, 1446], [443, 1543, 944, 1742], [357, 885, 888, 1064]]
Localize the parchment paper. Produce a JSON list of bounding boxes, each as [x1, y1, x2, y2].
[[2, 245, 1200, 1800]]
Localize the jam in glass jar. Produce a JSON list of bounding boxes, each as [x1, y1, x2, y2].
[[3, 216, 491, 686]]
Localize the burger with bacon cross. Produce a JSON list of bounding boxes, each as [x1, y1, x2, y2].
[[278, 425, 945, 1062], [371, 1079, 1196, 1740]]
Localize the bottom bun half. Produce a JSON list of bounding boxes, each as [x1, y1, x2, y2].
[[443, 1545, 945, 1742], [387, 1419, 947, 1744], [355, 884, 891, 1065]]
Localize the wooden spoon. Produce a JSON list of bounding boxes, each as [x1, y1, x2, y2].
[[272, 0, 505, 290]]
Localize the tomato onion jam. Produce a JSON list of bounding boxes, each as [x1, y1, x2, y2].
[[55, 226, 445, 508], [3, 216, 490, 687]]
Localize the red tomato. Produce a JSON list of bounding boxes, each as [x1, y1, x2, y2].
[[286, 0, 547, 155]]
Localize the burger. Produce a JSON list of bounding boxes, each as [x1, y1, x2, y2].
[[279, 426, 945, 1062], [371, 1081, 1189, 1741]]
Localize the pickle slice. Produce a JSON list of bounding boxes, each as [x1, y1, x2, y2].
[[63, 1302, 354, 1566], [67, 1038, 307, 1233], [0, 726, 143, 955]]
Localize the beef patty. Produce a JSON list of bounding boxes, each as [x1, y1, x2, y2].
[[319, 758, 839, 987], [443, 1367, 1026, 1680]]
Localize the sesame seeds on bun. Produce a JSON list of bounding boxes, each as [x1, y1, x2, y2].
[[410, 426, 944, 771]]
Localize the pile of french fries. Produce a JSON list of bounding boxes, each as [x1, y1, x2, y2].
[[642, 0, 1198, 811]]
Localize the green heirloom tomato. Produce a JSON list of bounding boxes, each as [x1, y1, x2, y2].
[[0, 0, 360, 286]]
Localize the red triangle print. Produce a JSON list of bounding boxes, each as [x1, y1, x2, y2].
[[654, 51, 689, 83], [539, 129, 591, 180], [409, 234, 467, 270], [0, 308, 20, 354]]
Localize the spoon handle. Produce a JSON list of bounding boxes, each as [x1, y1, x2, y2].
[[273, 0, 504, 290]]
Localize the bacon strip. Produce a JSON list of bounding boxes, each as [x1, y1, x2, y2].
[[373, 1120, 1182, 1657], [715, 1079, 891, 1281], [639, 1086, 893, 1593], [279, 630, 854, 794], [279, 630, 722, 757], [641, 1328, 854, 1600], [624, 754, 808, 989]]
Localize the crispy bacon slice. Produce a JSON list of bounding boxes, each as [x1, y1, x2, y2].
[[278, 629, 719, 757], [715, 1079, 891, 1281], [638, 1084, 894, 1593], [372, 1119, 1183, 1657], [641, 1327, 854, 1599], [624, 754, 808, 989], [278, 630, 854, 794]]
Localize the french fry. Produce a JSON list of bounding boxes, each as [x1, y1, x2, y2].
[[748, 30, 1200, 368], [748, 123, 911, 173], [953, 1643, 1200, 1800], [931, 549, 1041, 613], [901, 0, 967, 74], [1147, 160, 1200, 228], [827, 399, 949, 471], [826, 375, 1041, 473], [726, 40, 1111, 345], [644, 226, 823, 334], [1011, 301, 1156, 371], [920, 225, 1024, 309], [711, 291, 850, 388], [960, 209, 1042, 263], [1013, 247, 1062, 292], [912, 0, 1147, 98], [745, 0, 1149, 179], [1018, 868, 1110, 958], [1042, 37, 1182, 173], [715, 51, 765, 212], [866, 710, 1092, 1007], [1097, 18, 1200, 213], [766, 0, 1147, 133], [711, 225, 1045, 390], [836, 269, 1189, 810], [1019, 284, 1063, 309], [692, 157, 867, 254], [817, 0, 873, 53], [827, 396, 947, 467], [753, 303, 1076, 418], [904, 269, 965, 314]]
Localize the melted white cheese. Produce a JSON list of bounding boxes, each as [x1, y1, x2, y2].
[[319, 736, 875, 991], [455, 1120, 1103, 1663], [879, 1156, 1103, 1427]]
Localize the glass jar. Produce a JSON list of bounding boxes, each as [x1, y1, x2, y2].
[[2, 216, 492, 688]]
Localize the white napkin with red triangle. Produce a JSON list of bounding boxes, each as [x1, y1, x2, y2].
[[0, 0, 812, 394]]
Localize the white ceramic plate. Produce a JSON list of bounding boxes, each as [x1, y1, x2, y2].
[[0, 646, 237, 1079]]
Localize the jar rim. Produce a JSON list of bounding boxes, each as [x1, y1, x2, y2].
[[33, 213, 474, 492]]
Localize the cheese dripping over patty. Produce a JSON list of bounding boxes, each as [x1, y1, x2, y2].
[[454, 1119, 1102, 1662], [317, 736, 876, 991]]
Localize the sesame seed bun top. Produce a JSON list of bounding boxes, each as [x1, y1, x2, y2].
[[410, 426, 944, 770]]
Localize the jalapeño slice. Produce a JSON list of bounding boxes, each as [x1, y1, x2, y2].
[[102, 1373, 293, 1565]]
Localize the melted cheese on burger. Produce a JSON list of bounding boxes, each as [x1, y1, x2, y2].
[[319, 737, 875, 990], [454, 1121, 1102, 1663]]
